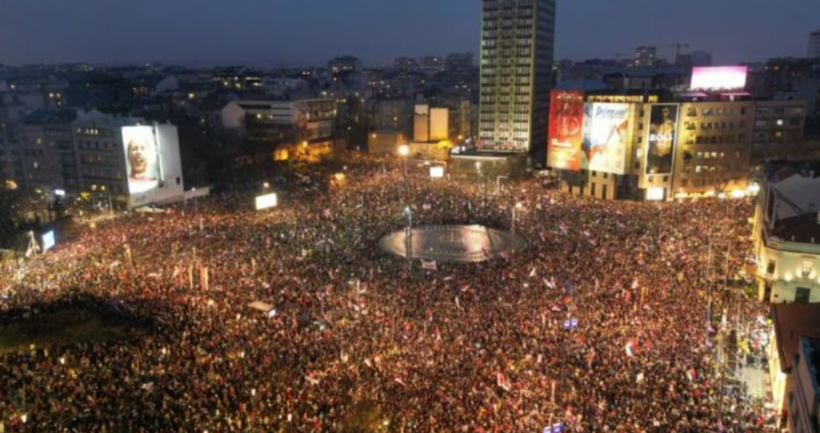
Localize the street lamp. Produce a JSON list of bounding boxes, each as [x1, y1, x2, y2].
[[512, 202, 523, 234]]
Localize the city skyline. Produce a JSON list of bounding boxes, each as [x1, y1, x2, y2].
[[0, 0, 818, 67]]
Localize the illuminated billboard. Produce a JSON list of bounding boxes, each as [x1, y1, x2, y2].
[[41, 231, 55, 251], [547, 90, 584, 171], [430, 166, 445, 179], [121, 124, 185, 209], [255, 193, 278, 210], [122, 126, 161, 195], [587, 103, 630, 175], [645, 104, 680, 176], [691, 66, 748, 91]]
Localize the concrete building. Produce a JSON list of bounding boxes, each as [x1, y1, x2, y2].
[[669, 99, 756, 198], [753, 162, 820, 304], [633, 46, 657, 68], [221, 99, 336, 143], [328, 56, 363, 74], [768, 303, 820, 430], [418, 56, 444, 74], [751, 100, 807, 164], [551, 91, 756, 201], [478, 0, 556, 158], [791, 337, 820, 433], [371, 97, 413, 135], [809, 30, 820, 59], [18, 109, 78, 192]]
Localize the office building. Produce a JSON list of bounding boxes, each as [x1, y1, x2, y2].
[[809, 30, 820, 58], [478, 0, 556, 158]]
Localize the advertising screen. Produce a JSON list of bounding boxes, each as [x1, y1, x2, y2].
[[42, 231, 55, 251], [587, 103, 630, 175], [547, 90, 585, 171], [255, 193, 278, 211], [691, 66, 748, 91], [122, 126, 161, 195], [645, 104, 680, 176]]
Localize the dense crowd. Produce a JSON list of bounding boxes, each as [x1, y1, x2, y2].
[[0, 159, 772, 432]]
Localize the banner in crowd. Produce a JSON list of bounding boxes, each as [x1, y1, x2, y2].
[[547, 90, 585, 172], [645, 104, 680, 176], [586, 103, 631, 174]]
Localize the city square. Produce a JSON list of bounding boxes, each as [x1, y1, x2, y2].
[[0, 159, 771, 432]]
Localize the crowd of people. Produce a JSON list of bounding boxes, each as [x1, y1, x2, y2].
[[0, 158, 773, 432]]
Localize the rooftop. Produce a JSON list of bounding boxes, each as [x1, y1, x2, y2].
[[772, 213, 820, 244]]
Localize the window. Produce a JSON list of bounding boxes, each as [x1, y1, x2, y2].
[[795, 287, 811, 304], [767, 260, 776, 275]]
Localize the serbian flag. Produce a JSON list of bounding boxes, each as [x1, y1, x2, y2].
[[625, 340, 637, 358], [496, 372, 512, 392]]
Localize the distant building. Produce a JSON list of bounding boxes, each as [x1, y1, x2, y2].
[[445, 53, 474, 73], [418, 56, 444, 74], [18, 109, 77, 192], [478, 0, 556, 157], [221, 99, 336, 143], [633, 46, 657, 68], [809, 30, 820, 58], [751, 100, 807, 164], [394, 57, 419, 72], [371, 97, 413, 134], [328, 56, 363, 74], [677, 51, 713, 68], [753, 161, 820, 304]]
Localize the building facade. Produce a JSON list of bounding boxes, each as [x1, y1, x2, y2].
[[751, 100, 807, 164], [753, 163, 820, 304], [478, 0, 556, 157]]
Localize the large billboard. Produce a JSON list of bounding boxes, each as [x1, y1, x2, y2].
[[122, 126, 161, 195], [691, 66, 748, 91], [645, 104, 680, 176], [587, 103, 630, 175], [547, 90, 584, 171], [121, 125, 184, 208]]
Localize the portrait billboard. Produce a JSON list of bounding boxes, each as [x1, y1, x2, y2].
[[547, 90, 584, 171], [645, 104, 680, 176], [587, 103, 630, 174], [122, 126, 160, 195]]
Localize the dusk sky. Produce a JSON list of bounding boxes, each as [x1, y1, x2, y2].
[[1, 0, 818, 67]]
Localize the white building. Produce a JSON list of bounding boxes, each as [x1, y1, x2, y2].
[[220, 99, 336, 141], [754, 163, 820, 303]]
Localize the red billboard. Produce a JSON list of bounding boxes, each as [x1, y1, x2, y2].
[[548, 90, 584, 171]]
